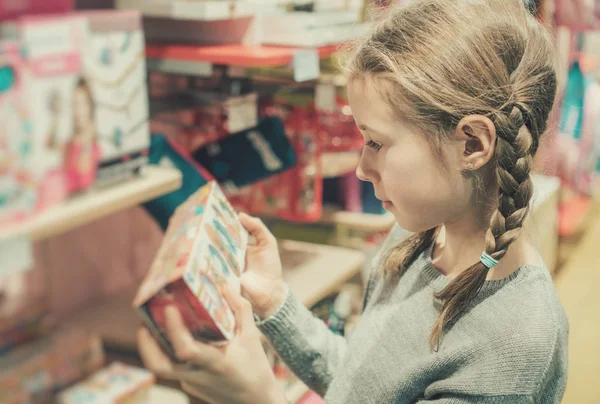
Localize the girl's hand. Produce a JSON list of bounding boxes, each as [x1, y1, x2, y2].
[[137, 285, 287, 404], [238, 213, 288, 320]]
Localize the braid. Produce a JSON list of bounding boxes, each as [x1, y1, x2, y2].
[[431, 105, 536, 351], [485, 106, 535, 262]]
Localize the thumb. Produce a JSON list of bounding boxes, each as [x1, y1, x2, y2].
[[222, 284, 255, 335]]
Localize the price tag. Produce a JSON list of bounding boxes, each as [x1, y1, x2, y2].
[[315, 83, 336, 111], [293, 49, 320, 82], [0, 234, 33, 278], [227, 93, 258, 134]]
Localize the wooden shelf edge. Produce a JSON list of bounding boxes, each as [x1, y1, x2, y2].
[[0, 166, 182, 243]]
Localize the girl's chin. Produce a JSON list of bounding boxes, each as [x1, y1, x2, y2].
[[382, 201, 394, 210]]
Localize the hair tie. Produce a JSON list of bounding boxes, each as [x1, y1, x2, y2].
[[480, 252, 499, 269]]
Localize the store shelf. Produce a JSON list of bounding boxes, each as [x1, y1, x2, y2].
[[320, 205, 395, 233], [70, 240, 364, 350], [146, 44, 340, 68], [0, 166, 182, 243], [279, 240, 365, 308]]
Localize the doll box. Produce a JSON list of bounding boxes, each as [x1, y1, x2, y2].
[[57, 362, 155, 404], [0, 42, 37, 226], [133, 181, 248, 354], [2, 15, 90, 200], [78, 10, 150, 185], [116, 0, 255, 21]]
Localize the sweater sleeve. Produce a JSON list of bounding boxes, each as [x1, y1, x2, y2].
[[256, 290, 347, 397]]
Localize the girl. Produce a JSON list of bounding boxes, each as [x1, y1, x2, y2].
[[137, 0, 568, 403]]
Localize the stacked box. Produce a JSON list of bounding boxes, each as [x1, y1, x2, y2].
[[57, 362, 155, 404]]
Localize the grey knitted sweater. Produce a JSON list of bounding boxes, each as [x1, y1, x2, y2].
[[258, 231, 569, 403]]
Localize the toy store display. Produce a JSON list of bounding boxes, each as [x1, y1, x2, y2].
[[0, 42, 37, 227], [134, 181, 249, 356], [0, 326, 104, 403], [2, 15, 90, 203], [57, 362, 155, 404], [79, 10, 150, 185]]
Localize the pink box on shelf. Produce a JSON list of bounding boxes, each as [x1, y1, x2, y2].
[[0, 0, 73, 21], [2, 15, 93, 203], [0, 41, 37, 226]]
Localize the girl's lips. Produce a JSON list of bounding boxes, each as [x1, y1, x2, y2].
[[382, 201, 393, 210]]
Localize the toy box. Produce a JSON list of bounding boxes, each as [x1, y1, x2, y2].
[[133, 181, 249, 355], [0, 42, 37, 226], [253, 8, 370, 47], [116, 0, 255, 21], [0, 326, 104, 403], [57, 362, 155, 404], [3, 15, 93, 200], [79, 10, 150, 185]]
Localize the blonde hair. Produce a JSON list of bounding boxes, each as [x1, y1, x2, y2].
[[343, 0, 558, 350]]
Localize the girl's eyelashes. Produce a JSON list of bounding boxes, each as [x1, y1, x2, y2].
[[365, 140, 383, 152]]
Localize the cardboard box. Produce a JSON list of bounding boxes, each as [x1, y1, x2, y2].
[[0, 42, 37, 226], [116, 0, 256, 20], [3, 15, 94, 200], [134, 181, 248, 355], [57, 362, 155, 404], [79, 10, 150, 185]]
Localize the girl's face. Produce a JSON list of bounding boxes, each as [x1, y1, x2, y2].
[[347, 79, 473, 233]]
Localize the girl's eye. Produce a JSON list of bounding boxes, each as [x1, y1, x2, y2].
[[365, 140, 383, 152]]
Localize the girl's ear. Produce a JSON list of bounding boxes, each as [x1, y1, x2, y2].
[[455, 115, 496, 170]]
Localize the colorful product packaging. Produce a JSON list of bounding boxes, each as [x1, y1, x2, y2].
[[0, 41, 37, 226], [57, 362, 155, 404], [2, 15, 92, 201], [79, 10, 150, 185], [133, 181, 248, 356], [0, 326, 104, 403]]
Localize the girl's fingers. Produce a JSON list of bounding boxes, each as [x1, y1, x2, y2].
[[164, 306, 222, 368], [222, 284, 255, 335], [238, 213, 275, 247], [137, 328, 174, 375]]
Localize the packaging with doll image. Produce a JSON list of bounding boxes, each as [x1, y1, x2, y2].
[[2, 15, 98, 202], [0, 42, 37, 226], [133, 181, 249, 356]]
